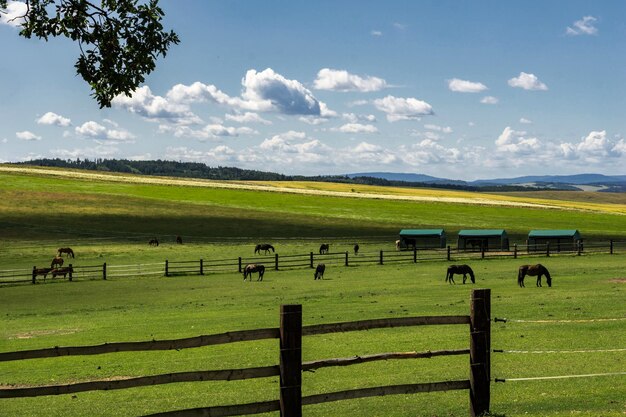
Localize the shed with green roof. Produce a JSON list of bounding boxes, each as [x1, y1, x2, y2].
[[398, 229, 446, 249], [457, 229, 509, 252], [527, 230, 581, 252]]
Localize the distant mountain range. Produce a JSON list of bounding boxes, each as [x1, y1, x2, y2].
[[347, 172, 626, 192]]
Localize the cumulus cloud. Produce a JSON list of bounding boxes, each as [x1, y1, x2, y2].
[[371, 30, 382, 37], [520, 118, 532, 124], [508, 72, 548, 91], [165, 145, 238, 164], [51, 145, 119, 159], [75, 121, 135, 142], [0, 1, 26, 27], [566, 16, 598, 36], [158, 123, 257, 140], [332, 123, 379, 134], [314, 68, 387, 92], [343, 113, 377, 123], [113, 86, 202, 125], [480, 96, 499, 104], [16, 131, 41, 141], [495, 127, 541, 154], [36, 112, 71, 127], [373, 95, 434, 122], [447, 78, 488, 93], [424, 124, 453, 134], [351, 142, 398, 164], [225, 112, 272, 125], [556, 130, 624, 161]]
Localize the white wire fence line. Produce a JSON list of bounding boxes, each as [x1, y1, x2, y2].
[[494, 348, 626, 354], [494, 371, 626, 383], [494, 317, 626, 323]]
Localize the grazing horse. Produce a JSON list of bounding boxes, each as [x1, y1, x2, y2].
[[254, 244, 275, 255], [319, 243, 330, 254], [57, 247, 75, 258], [314, 263, 326, 280], [149, 238, 159, 247], [395, 239, 401, 251], [51, 257, 64, 268], [354, 244, 359, 255], [33, 267, 53, 281], [446, 264, 475, 284], [52, 266, 73, 279], [243, 264, 265, 281], [176, 235, 183, 244], [518, 264, 552, 288]]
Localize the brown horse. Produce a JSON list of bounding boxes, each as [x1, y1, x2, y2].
[[176, 236, 183, 244], [51, 257, 64, 268], [446, 264, 475, 284], [33, 267, 53, 281], [52, 266, 73, 279], [243, 264, 265, 281], [314, 263, 325, 280], [254, 244, 274, 255], [319, 243, 329, 254], [518, 264, 551, 288], [354, 244, 359, 255], [148, 238, 159, 246], [57, 247, 75, 258]]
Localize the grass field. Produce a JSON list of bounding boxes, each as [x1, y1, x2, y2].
[[0, 165, 625, 416]]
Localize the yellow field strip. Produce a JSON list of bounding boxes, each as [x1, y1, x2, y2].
[[1, 165, 624, 214]]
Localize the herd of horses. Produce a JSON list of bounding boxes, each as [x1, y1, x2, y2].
[[445, 263, 552, 287], [32, 247, 77, 281], [255, 243, 359, 256]]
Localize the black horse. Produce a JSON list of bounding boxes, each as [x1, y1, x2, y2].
[[148, 238, 159, 247], [57, 247, 75, 258], [319, 243, 330, 254], [446, 265, 475, 284], [254, 244, 275, 255], [243, 264, 265, 281], [518, 264, 551, 288], [354, 244, 359, 255], [176, 235, 183, 244], [314, 263, 325, 280]]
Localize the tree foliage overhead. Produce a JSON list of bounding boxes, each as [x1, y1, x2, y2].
[[0, 0, 179, 107]]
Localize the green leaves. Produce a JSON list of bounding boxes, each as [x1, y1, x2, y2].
[[0, 0, 179, 107]]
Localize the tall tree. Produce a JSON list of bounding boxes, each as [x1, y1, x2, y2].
[[0, 0, 179, 107]]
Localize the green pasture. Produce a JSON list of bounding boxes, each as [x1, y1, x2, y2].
[[1, 253, 625, 417]]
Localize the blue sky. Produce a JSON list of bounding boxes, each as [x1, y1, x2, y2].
[[1, 1, 625, 179]]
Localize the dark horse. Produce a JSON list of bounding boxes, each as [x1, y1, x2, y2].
[[319, 243, 330, 254], [176, 235, 183, 244], [518, 264, 551, 288], [51, 257, 64, 268], [51, 266, 73, 279], [354, 244, 360, 255], [57, 247, 75, 258], [254, 244, 275, 255], [149, 238, 159, 246], [243, 264, 265, 281], [446, 264, 475, 284], [33, 267, 53, 281], [314, 263, 325, 280]]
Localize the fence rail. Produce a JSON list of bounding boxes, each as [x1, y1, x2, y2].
[[0, 289, 491, 417]]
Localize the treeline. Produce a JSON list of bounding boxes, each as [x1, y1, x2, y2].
[[15, 158, 546, 192]]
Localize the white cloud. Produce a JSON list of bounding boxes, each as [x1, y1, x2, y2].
[[424, 124, 453, 134], [298, 117, 329, 125], [343, 113, 377, 123], [16, 131, 41, 141], [51, 145, 119, 159], [519, 118, 532, 124], [165, 145, 238, 164], [393, 22, 407, 30], [373, 95, 434, 122], [348, 99, 369, 107], [36, 112, 71, 127], [351, 142, 398, 164], [75, 121, 135, 142], [556, 130, 624, 162], [113, 86, 202, 125], [566, 16, 598, 36], [400, 140, 465, 165], [0, 1, 26, 27], [225, 112, 272, 125], [158, 123, 257, 140], [480, 96, 499, 104], [495, 127, 541, 154], [508, 72, 548, 91], [332, 123, 379, 134], [371, 30, 382, 37], [314, 68, 387, 92], [447, 78, 488, 93]]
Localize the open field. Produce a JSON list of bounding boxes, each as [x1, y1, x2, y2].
[[1, 165, 625, 416]]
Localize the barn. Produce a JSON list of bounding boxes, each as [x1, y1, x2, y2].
[[457, 229, 509, 252], [398, 229, 446, 249], [527, 229, 582, 252]]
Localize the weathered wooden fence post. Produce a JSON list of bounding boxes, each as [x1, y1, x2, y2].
[[447, 245, 451, 261], [280, 304, 302, 417], [32, 266, 36, 284], [513, 244, 517, 259], [200, 259, 204, 275], [379, 250, 384, 265], [103, 262, 107, 280], [310, 252, 314, 268], [610, 240, 614, 255], [345, 251, 349, 267], [238, 257, 242, 273], [165, 260, 169, 277], [546, 242, 550, 257], [413, 247, 417, 263], [470, 288, 490, 417], [68, 264, 73, 282], [275, 253, 279, 271]]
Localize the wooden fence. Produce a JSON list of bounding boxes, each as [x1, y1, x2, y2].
[[0, 289, 491, 417]]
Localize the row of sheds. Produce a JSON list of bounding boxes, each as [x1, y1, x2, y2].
[[398, 229, 582, 252]]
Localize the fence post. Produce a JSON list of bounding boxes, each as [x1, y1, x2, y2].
[[200, 259, 204, 275], [481, 245, 485, 259], [275, 253, 279, 271], [345, 251, 349, 267], [610, 240, 613, 255], [513, 244, 517, 259], [280, 304, 302, 417], [165, 260, 169, 277], [310, 252, 314, 268], [526, 239, 529, 254], [238, 257, 242, 273], [68, 264, 73, 282], [470, 288, 490, 417], [32, 266, 36, 284], [447, 245, 451, 261], [413, 247, 417, 263], [546, 242, 550, 257], [379, 250, 383, 265], [103, 263, 107, 280]]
